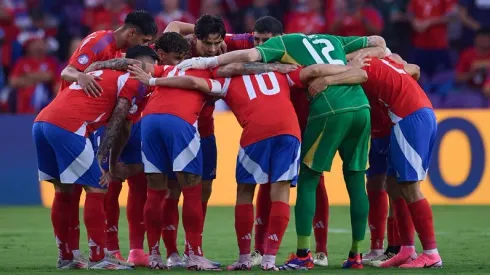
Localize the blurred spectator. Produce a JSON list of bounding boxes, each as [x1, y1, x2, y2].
[[84, 0, 131, 32], [244, 0, 271, 32], [200, 0, 233, 32], [457, 0, 490, 50], [0, 0, 18, 72], [483, 73, 490, 99], [155, 0, 194, 32], [408, 0, 455, 77], [8, 36, 58, 113], [456, 28, 490, 90], [328, 0, 384, 36], [285, 0, 326, 34]]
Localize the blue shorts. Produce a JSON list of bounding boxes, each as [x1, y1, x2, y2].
[[366, 136, 390, 178], [201, 135, 217, 181], [32, 122, 102, 188], [387, 108, 437, 182], [91, 121, 142, 170], [141, 114, 202, 176], [236, 135, 301, 185]]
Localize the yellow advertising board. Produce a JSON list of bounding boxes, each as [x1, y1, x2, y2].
[[40, 110, 490, 207]]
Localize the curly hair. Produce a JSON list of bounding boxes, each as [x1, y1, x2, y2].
[[154, 32, 190, 56], [195, 14, 226, 41]]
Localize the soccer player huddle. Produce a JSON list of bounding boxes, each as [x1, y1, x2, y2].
[[32, 9, 442, 271]]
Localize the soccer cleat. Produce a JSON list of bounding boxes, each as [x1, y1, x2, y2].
[[361, 249, 384, 264], [372, 247, 417, 268], [148, 254, 168, 270], [399, 253, 442, 268], [56, 257, 88, 270], [278, 253, 314, 270], [261, 262, 279, 271], [106, 252, 134, 268], [342, 253, 363, 269], [88, 256, 134, 270], [227, 260, 252, 271], [313, 252, 329, 267], [368, 252, 396, 266], [251, 250, 263, 267], [207, 258, 222, 268], [111, 250, 126, 262], [127, 249, 149, 267], [186, 255, 222, 271], [167, 253, 185, 268]]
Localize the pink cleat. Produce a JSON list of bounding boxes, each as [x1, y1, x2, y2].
[[399, 253, 442, 268], [127, 249, 149, 267], [372, 246, 417, 268]]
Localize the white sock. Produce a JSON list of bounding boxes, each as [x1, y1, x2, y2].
[[262, 255, 276, 266], [72, 250, 80, 257], [239, 254, 252, 262]]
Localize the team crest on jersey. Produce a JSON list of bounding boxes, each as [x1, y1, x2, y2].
[[78, 54, 89, 65], [129, 97, 138, 114]]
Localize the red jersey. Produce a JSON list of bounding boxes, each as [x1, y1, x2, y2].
[[10, 56, 58, 113], [370, 99, 393, 138], [213, 68, 303, 147], [194, 33, 255, 137], [362, 58, 433, 123], [36, 70, 146, 136], [285, 11, 327, 34], [455, 47, 490, 88], [290, 88, 309, 135], [326, 7, 383, 36], [83, 5, 131, 32], [155, 10, 194, 33], [143, 65, 213, 125], [408, 0, 455, 49], [60, 30, 122, 91]]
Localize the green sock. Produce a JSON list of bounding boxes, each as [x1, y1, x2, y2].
[[295, 164, 321, 250], [344, 170, 369, 254]]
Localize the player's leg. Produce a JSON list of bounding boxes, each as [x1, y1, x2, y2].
[[262, 135, 299, 271], [126, 172, 148, 264], [390, 109, 441, 268], [363, 136, 390, 264], [68, 184, 82, 262], [162, 175, 183, 267], [141, 114, 171, 269], [251, 183, 271, 266], [337, 109, 371, 269], [313, 175, 329, 266]]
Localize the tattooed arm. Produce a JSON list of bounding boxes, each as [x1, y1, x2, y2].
[[96, 98, 131, 168], [108, 119, 132, 169], [84, 58, 141, 73], [215, 62, 298, 77], [366, 35, 386, 49]]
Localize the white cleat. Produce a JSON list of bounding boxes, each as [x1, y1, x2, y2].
[[56, 254, 89, 269], [227, 260, 252, 271], [148, 254, 168, 270], [167, 253, 185, 268], [187, 255, 222, 271], [88, 256, 134, 270], [251, 250, 263, 267], [261, 262, 279, 271], [362, 249, 384, 265], [313, 252, 329, 267]]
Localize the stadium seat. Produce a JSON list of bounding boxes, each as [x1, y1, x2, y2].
[[430, 70, 455, 95], [443, 89, 487, 108]]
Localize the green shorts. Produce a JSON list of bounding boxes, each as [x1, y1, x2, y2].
[[302, 108, 371, 173]]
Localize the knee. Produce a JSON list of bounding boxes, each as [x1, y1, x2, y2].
[[146, 173, 168, 191], [366, 174, 386, 191], [84, 186, 107, 194], [201, 180, 213, 202], [270, 182, 290, 203], [176, 172, 201, 188], [53, 182, 73, 193], [399, 181, 424, 203], [236, 184, 255, 204], [167, 180, 181, 200]]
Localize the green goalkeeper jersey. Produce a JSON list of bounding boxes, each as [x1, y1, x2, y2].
[[256, 33, 370, 119]]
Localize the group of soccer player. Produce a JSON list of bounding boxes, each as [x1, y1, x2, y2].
[[31, 8, 443, 271]]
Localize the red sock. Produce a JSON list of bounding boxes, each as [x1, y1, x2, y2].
[[52, 192, 73, 260], [84, 193, 106, 262], [202, 201, 208, 220], [182, 184, 204, 256], [408, 199, 437, 250], [265, 201, 290, 256], [393, 217, 401, 246], [254, 184, 271, 254], [105, 181, 122, 251], [313, 176, 329, 255], [162, 198, 179, 257], [127, 172, 147, 250], [69, 184, 82, 252], [235, 204, 254, 255], [144, 188, 167, 256], [387, 217, 397, 246], [368, 189, 388, 250], [392, 198, 415, 246]]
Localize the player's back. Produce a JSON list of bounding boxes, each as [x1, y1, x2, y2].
[[362, 57, 432, 121], [36, 69, 132, 135], [143, 66, 212, 125], [221, 71, 301, 147]]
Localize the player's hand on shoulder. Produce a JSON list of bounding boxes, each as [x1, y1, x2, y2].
[[128, 65, 151, 85], [219, 41, 228, 54], [77, 73, 103, 97], [348, 53, 371, 69], [308, 77, 328, 98], [275, 63, 299, 74], [177, 57, 218, 70]]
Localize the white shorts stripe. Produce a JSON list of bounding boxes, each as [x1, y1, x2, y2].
[[238, 147, 268, 183], [142, 151, 162, 173], [276, 145, 301, 182], [393, 123, 426, 180], [173, 132, 201, 172], [60, 138, 94, 183], [38, 170, 55, 181]]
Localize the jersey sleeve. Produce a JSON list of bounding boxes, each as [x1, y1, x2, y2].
[[117, 74, 142, 102], [286, 68, 305, 88], [329, 35, 368, 54], [255, 36, 286, 63], [153, 64, 165, 77], [224, 33, 255, 51]]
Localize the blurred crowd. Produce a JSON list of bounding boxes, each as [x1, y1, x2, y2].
[[1, 0, 490, 113]]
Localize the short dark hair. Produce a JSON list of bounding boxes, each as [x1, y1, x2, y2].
[[124, 10, 158, 36], [254, 16, 283, 35], [154, 32, 190, 56], [125, 45, 159, 61], [195, 15, 226, 40], [477, 27, 490, 36]]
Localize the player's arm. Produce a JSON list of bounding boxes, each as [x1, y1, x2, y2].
[[308, 69, 368, 97], [215, 62, 297, 77], [84, 58, 141, 73], [61, 65, 103, 97], [164, 21, 195, 35], [108, 119, 132, 171], [404, 64, 421, 81], [299, 64, 360, 84], [346, 47, 386, 61]]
